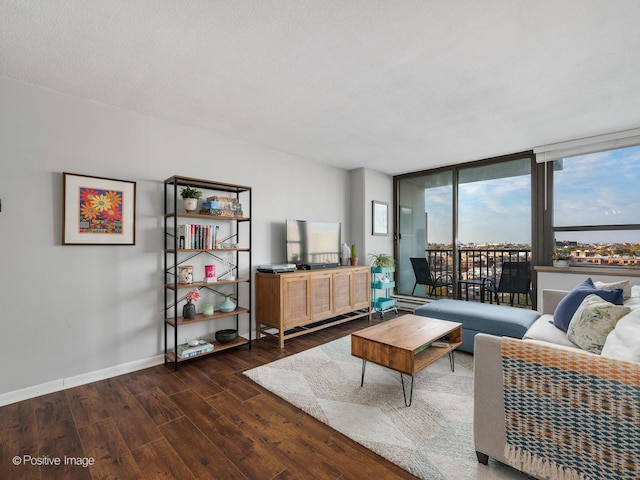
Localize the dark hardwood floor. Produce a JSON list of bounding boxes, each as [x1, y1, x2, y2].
[[1, 312, 418, 480]]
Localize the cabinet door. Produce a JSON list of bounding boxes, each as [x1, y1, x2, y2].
[[283, 275, 310, 328], [333, 270, 353, 314], [310, 272, 333, 320], [352, 267, 371, 309]]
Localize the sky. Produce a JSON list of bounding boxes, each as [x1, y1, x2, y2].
[[424, 145, 640, 245]]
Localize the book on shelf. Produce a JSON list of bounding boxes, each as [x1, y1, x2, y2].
[[176, 341, 214, 359], [414, 338, 451, 355], [178, 224, 221, 250]]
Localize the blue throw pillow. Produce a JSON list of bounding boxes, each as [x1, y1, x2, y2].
[[553, 278, 624, 332]]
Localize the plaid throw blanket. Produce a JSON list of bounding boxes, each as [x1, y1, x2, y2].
[[501, 338, 640, 480]]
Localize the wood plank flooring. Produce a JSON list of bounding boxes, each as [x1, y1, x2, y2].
[[1, 313, 418, 480]]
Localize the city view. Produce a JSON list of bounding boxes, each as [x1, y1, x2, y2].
[[427, 240, 640, 277], [552, 241, 640, 267], [420, 240, 640, 307]]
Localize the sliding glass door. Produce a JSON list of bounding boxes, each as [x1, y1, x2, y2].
[[395, 154, 534, 304], [396, 171, 453, 297]]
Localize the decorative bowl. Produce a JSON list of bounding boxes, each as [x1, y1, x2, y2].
[[215, 329, 238, 344]]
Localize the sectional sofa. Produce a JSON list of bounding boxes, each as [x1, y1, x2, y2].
[[473, 281, 640, 480]]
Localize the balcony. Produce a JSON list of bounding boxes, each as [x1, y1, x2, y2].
[[418, 248, 533, 308]]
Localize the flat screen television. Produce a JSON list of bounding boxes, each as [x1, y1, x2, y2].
[[286, 220, 341, 268]]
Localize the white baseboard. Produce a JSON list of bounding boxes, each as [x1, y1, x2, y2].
[[392, 294, 431, 311], [0, 354, 165, 407]]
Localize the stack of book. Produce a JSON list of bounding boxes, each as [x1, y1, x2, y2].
[[178, 224, 219, 249], [176, 341, 214, 359], [201, 196, 243, 217]]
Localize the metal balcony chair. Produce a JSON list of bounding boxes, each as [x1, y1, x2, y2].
[[484, 261, 531, 306], [410, 257, 453, 298]]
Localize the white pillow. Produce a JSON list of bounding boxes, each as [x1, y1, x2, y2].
[[594, 280, 631, 300], [601, 308, 640, 362], [567, 294, 630, 354]]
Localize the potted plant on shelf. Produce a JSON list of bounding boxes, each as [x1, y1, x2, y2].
[[552, 248, 571, 267], [180, 186, 202, 213], [368, 252, 395, 273], [350, 244, 358, 266]]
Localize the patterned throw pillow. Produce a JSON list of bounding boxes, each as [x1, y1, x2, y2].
[[567, 294, 630, 354], [553, 277, 624, 332], [594, 279, 632, 300]]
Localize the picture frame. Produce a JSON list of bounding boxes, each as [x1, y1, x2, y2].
[[62, 172, 136, 245], [372, 200, 389, 236]]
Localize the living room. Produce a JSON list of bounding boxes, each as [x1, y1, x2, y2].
[[1, 2, 640, 479]]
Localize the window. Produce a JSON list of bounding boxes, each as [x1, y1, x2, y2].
[[550, 145, 640, 267]]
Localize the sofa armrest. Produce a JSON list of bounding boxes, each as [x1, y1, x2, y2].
[[473, 333, 508, 464], [541, 289, 569, 315]]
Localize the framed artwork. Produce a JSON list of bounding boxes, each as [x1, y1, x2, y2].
[[62, 172, 136, 245], [372, 200, 389, 236]]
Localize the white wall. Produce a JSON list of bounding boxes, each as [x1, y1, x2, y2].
[[0, 76, 358, 404], [348, 168, 394, 264]]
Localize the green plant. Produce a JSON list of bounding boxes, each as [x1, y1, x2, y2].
[[350, 244, 357, 258], [552, 248, 571, 260], [180, 186, 202, 199], [368, 252, 395, 269], [213, 290, 236, 300]]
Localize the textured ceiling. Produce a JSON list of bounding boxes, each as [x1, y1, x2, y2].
[[2, 1, 640, 175]]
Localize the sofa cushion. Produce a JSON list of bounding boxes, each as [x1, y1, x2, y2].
[[553, 278, 624, 332], [567, 294, 630, 354], [601, 308, 640, 362], [523, 314, 582, 349]]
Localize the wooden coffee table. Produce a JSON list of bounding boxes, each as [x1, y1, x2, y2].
[[351, 314, 463, 406]]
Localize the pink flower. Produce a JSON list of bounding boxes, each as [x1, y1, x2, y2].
[[185, 289, 201, 303]]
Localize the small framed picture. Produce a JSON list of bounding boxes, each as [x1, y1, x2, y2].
[[372, 200, 389, 236], [62, 172, 136, 245]]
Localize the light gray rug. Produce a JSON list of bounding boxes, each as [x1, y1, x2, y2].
[[244, 335, 530, 480]]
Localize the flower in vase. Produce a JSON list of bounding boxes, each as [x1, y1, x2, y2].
[[185, 289, 201, 303]]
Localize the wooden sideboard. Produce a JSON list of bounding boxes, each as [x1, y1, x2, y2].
[[256, 266, 371, 347]]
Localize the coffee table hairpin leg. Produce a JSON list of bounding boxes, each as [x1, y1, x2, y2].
[[401, 351, 455, 407], [360, 352, 456, 407], [362, 360, 416, 407], [400, 374, 415, 407]]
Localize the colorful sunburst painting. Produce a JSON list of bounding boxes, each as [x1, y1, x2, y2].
[[78, 187, 124, 234], [63, 173, 136, 245]]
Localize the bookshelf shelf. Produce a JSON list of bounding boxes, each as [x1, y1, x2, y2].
[[165, 307, 250, 327], [165, 278, 250, 290], [165, 336, 250, 363], [164, 175, 252, 370]]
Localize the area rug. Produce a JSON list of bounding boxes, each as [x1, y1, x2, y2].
[[244, 335, 530, 480]]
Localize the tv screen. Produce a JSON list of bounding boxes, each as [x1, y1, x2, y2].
[[286, 220, 341, 267]]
